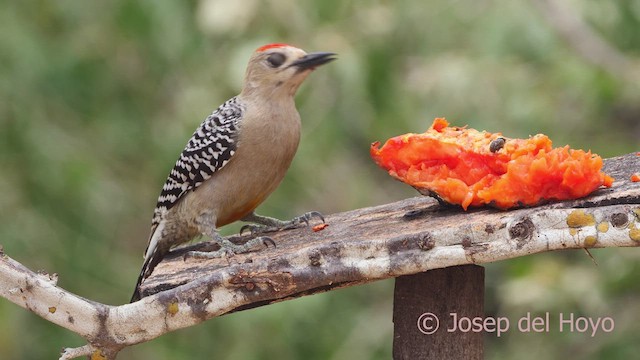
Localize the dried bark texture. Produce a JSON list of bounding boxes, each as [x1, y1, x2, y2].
[[0, 153, 638, 359], [141, 152, 640, 301]]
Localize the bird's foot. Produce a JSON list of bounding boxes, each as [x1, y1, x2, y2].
[[240, 211, 325, 236], [187, 235, 276, 259]]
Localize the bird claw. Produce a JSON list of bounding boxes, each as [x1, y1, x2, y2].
[[240, 211, 326, 236], [240, 224, 258, 236], [240, 223, 279, 236], [256, 236, 276, 248], [185, 235, 276, 260], [289, 211, 325, 228], [185, 248, 234, 260]]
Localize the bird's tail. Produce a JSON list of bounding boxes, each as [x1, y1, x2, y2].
[[130, 222, 165, 302], [130, 263, 149, 303]]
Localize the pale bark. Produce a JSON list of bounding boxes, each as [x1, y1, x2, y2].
[[0, 153, 638, 359]]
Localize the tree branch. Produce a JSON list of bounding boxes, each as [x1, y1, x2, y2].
[[0, 153, 638, 359]]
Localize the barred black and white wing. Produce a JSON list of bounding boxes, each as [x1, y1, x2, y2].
[[131, 97, 245, 302], [152, 96, 245, 229]]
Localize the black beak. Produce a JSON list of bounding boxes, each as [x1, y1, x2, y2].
[[290, 52, 337, 71]]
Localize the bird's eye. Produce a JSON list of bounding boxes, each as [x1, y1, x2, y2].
[[266, 53, 286, 68]]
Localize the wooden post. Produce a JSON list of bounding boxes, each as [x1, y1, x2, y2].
[[393, 265, 485, 360]]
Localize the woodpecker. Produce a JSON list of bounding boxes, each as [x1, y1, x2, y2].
[[131, 44, 335, 302]]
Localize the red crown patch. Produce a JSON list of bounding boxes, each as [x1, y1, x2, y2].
[[256, 43, 291, 52]]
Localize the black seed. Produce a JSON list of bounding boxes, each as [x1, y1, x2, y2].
[[490, 137, 506, 153]]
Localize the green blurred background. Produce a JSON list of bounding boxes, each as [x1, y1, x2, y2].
[[1, 1, 639, 359]]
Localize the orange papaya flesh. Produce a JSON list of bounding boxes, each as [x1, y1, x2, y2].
[[370, 118, 614, 210]]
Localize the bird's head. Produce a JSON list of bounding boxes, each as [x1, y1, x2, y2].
[[241, 43, 336, 98]]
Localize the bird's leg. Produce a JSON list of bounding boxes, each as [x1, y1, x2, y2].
[[188, 214, 275, 259], [240, 211, 325, 235]]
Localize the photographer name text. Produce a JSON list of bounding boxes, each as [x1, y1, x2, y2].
[[417, 312, 614, 337]]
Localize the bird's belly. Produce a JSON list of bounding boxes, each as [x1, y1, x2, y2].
[[184, 133, 299, 228], [213, 169, 284, 226], [216, 154, 294, 226]]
